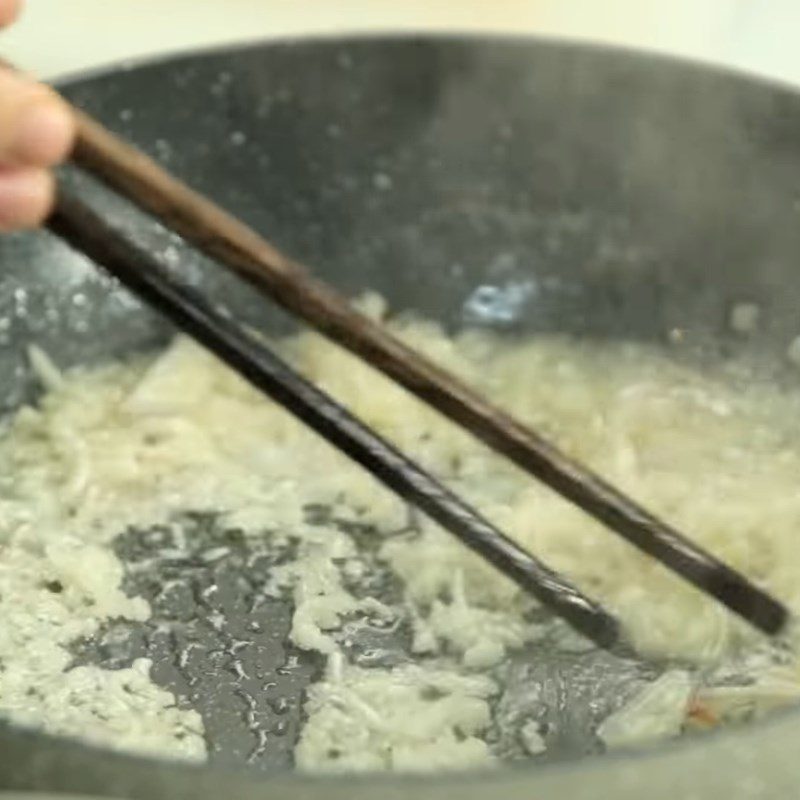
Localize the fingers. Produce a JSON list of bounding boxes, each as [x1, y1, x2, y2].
[[0, 2, 72, 231], [0, 71, 76, 167], [0, 0, 21, 28], [10, 85, 75, 166], [0, 65, 75, 230], [0, 167, 54, 231]]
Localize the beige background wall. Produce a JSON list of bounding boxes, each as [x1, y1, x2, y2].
[[3, 0, 800, 86]]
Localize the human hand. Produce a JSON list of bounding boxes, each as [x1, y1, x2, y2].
[[0, 0, 75, 231]]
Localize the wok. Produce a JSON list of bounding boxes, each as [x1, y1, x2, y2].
[[1, 35, 800, 800]]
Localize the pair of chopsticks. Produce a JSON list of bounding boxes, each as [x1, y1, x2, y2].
[[44, 100, 788, 648]]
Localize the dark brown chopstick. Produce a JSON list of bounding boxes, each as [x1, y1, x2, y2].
[[58, 104, 787, 637], [48, 186, 620, 648]]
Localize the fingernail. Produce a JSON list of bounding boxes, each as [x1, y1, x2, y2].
[[14, 96, 74, 165]]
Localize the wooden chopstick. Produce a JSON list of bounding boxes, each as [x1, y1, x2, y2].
[[60, 104, 788, 637], [48, 186, 620, 648]]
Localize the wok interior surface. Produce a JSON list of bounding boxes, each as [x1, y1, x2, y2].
[[2, 35, 800, 800]]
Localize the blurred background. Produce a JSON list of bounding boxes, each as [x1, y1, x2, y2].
[[5, 0, 800, 86]]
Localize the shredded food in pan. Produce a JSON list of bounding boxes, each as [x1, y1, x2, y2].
[[2, 293, 800, 771]]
